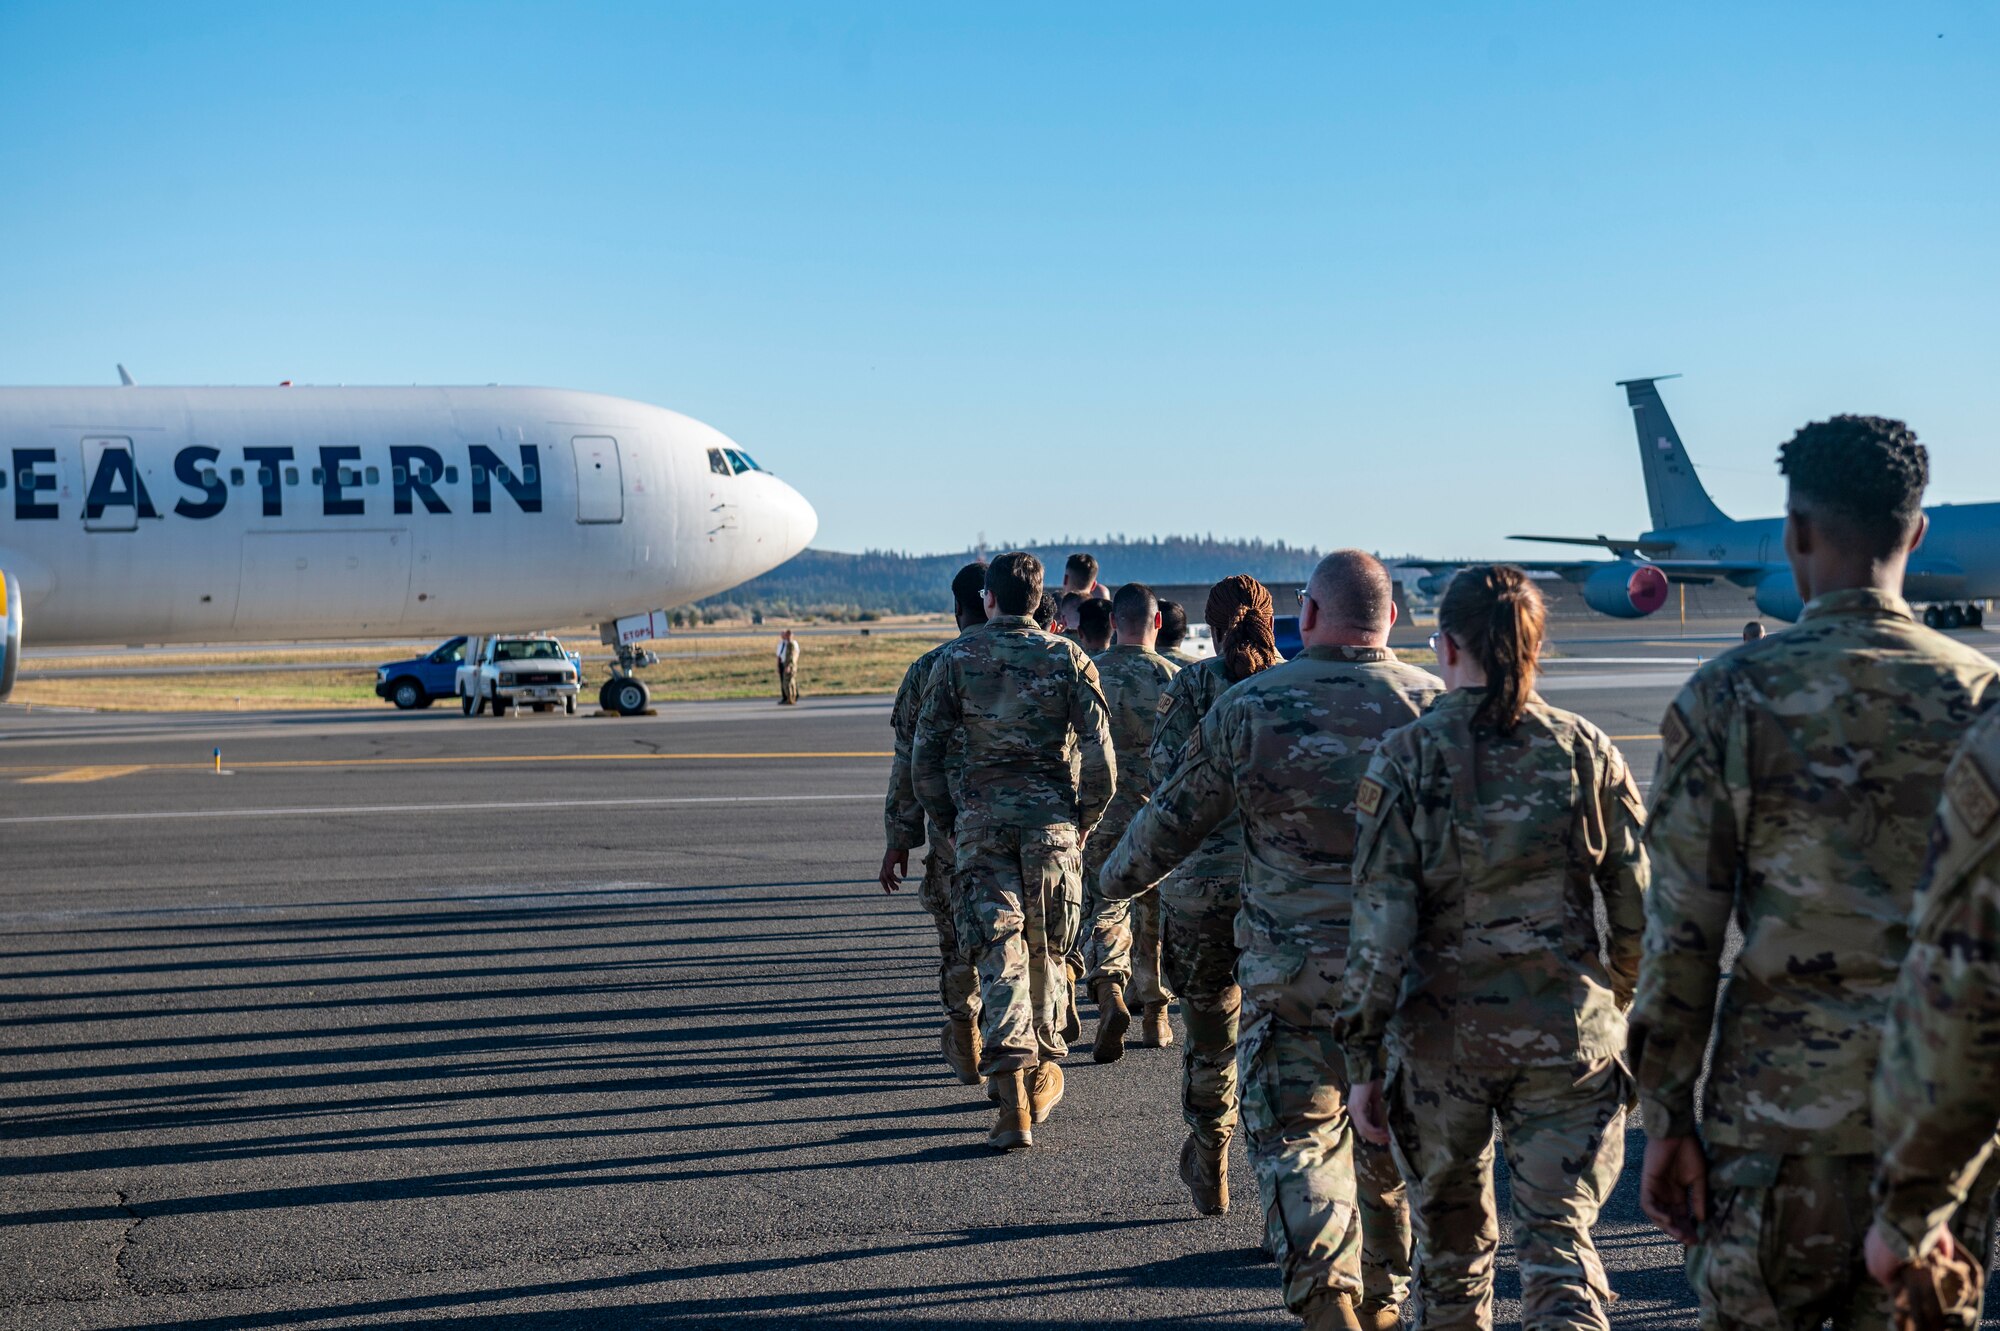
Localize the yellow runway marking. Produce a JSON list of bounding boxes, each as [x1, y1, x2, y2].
[[19, 765, 151, 784], [1, 751, 890, 777]]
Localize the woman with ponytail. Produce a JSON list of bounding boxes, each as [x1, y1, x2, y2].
[[1142, 574, 1284, 1217], [1335, 565, 1649, 1329]]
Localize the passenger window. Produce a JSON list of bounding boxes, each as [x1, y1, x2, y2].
[[496, 465, 511, 483], [312, 467, 325, 484], [393, 466, 407, 486], [257, 467, 274, 486], [445, 465, 460, 484], [0, 470, 7, 491], [285, 467, 300, 485], [472, 465, 486, 485], [366, 466, 380, 485], [708, 448, 731, 476], [230, 468, 246, 486], [523, 465, 537, 483]]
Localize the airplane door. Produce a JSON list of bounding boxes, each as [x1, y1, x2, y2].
[[571, 436, 623, 523], [81, 437, 139, 531]]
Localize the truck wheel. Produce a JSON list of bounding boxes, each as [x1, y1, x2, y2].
[[391, 679, 426, 710], [461, 693, 475, 716], [610, 678, 650, 717], [490, 686, 509, 717], [564, 695, 577, 716]]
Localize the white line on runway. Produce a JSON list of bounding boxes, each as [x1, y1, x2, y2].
[[0, 792, 879, 826]]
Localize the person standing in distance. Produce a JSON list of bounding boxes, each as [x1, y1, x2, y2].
[[1340, 566, 1648, 1330], [1628, 415, 2000, 1327], [1157, 599, 1199, 666], [1065, 552, 1110, 601], [775, 629, 801, 704], [1866, 703, 2000, 1325], [913, 552, 1116, 1150], [1076, 597, 1115, 655], [1100, 551, 1441, 1331], [1150, 574, 1285, 1216], [880, 561, 989, 1086], [1078, 582, 1181, 1063]]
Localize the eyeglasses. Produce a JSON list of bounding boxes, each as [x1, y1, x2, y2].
[[1428, 631, 1444, 652], [1296, 588, 1312, 608]]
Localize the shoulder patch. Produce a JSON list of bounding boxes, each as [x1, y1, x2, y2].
[[1355, 776, 1385, 818], [1156, 692, 1175, 715], [1947, 755, 2000, 837], [1660, 703, 1694, 763]]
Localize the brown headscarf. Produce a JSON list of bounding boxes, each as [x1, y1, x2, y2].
[[1205, 575, 1282, 683]]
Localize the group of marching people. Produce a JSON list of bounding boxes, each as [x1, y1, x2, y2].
[[881, 415, 2000, 1330]]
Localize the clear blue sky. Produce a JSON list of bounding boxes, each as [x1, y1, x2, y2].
[[3, 3, 1995, 557]]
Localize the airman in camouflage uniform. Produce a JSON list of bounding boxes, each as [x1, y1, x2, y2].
[[1868, 705, 2000, 1321], [881, 562, 988, 1086], [1151, 653, 1250, 1196], [1079, 607, 1180, 1061], [1629, 417, 2000, 1328], [1631, 589, 1998, 1325], [1338, 676, 1648, 1329], [1100, 550, 1440, 1330], [913, 551, 1115, 1150]]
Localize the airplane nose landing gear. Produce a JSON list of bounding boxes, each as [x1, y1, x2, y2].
[[598, 614, 664, 716]]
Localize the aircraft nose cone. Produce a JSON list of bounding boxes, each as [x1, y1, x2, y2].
[[780, 482, 817, 560]]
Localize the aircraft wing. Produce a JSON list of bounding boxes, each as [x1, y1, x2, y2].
[[1508, 534, 1678, 557], [1402, 557, 1772, 588]]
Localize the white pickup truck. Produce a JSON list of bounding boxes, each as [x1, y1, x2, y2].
[[455, 635, 582, 716]]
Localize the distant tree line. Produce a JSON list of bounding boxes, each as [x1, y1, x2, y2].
[[690, 536, 1332, 618]]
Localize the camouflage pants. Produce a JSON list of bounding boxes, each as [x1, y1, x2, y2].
[[1162, 872, 1241, 1150], [1078, 826, 1171, 1004], [955, 820, 1084, 1075], [1239, 937, 1412, 1313], [1687, 1148, 1998, 1331], [1386, 1056, 1626, 1330], [916, 832, 978, 1023]]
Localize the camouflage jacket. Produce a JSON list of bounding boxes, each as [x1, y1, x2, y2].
[[913, 615, 1115, 836], [1148, 656, 1246, 878], [1097, 645, 1444, 956], [1091, 645, 1180, 833], [884, 630, 972, 852], [1336, 690, 1649, 1081], [1629, 588, 2000, 1153], [1873, 706, 2000, 1253]]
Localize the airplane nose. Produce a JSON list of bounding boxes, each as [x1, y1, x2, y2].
[[780, 481, 818, 560]]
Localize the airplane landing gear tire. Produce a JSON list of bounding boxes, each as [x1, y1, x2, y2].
[[604, 678, 650, 716], [1970, 604, 1986, 629], [1924, 606, 1943, 629], [1943, 604, 1967, 630]]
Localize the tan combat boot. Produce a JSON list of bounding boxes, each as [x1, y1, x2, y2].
[[1092, 979, 1130, 1063], [1300, 1291, 1363, 1331], [986, 1069, 1032, 1151], [1061, 956, 1085, 1044], [941, 1016, 983, 1087], [1139, 999, 1175, 1047], [1027, 1061, 1064, 1124], [1355, 1300, 1404, 1330], [1178, 1132, 1229, 1215]]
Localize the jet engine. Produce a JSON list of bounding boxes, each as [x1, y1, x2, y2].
[[0, 569, 19, 702], [1415, 571, 1455, 597], [1581, 562, 1671, 619], [1754, 568, 1804, 623]]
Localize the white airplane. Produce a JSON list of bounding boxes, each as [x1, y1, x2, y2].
[[0, 379, 817, 711]]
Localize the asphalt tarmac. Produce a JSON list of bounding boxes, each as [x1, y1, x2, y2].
[[0, 661, 1989, 1328]]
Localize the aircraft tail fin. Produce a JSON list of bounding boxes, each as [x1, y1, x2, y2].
[[1618, 376, 1731, 531]]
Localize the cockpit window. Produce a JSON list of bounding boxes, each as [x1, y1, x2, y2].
[[737, 451, 763, 472], [707, 448, 731, 477]]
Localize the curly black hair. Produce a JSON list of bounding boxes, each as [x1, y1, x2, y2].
[[1779, 415, 1928, 550]]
